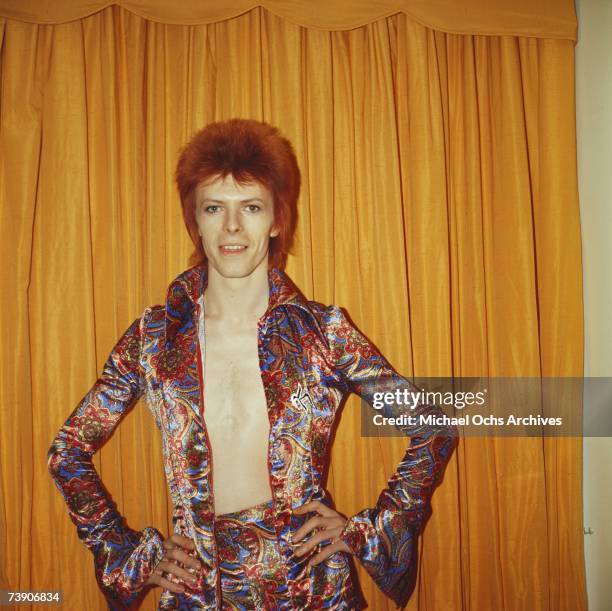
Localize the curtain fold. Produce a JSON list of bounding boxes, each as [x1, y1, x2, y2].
[[0, 4, 585, 610], [0, 0, 577, 39]]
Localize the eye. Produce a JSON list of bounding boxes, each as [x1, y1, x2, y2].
[[245, 203, 261, 212], [204, 204, 221, 213]]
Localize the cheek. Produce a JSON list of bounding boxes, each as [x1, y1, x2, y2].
[[252, 214, 276, 240], [254, 229, 275, 247], [196, 217, 216, 240], [198, 231, 218, 258], [194, 213, 204, 235]]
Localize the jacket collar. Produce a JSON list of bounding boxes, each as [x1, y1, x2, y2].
[[164, 263, 311, 345]]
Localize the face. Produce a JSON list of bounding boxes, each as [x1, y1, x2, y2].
[[194, 174, 279, 279]]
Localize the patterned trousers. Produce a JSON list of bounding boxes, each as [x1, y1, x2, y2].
[[215, 499, 291, 610]]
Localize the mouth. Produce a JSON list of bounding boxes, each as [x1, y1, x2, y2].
[[219, 244, 248, 255]]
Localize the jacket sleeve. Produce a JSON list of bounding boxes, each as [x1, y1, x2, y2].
[[47, 312, 165, 609], [325, 305, 456, 608]]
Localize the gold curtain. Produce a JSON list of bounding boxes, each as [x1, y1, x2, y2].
[[0, 0, 577, 38], [0, 4, 585, 610]]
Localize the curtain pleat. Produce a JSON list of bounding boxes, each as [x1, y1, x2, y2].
[[0, 5, 585, 610]]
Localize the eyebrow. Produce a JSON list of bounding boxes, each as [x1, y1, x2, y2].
[[200, 198, 265, 204]]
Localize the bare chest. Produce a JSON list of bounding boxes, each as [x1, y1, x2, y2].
[[199, 316, 273, 512], [202, 325, 268, 426]]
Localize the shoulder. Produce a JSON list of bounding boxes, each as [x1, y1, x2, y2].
[[296, 295, 352, 324], [134, 304, 166, 346], [142, 304, 166, 323], [286, 300, 353, 347], [139, 265, 201, 328], [298, 300, 346, 326]]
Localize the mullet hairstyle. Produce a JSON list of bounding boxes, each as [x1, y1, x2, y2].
[[175, 118, 301, 269]]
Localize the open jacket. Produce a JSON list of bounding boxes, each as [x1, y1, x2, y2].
[[48, 264, 456, 610]]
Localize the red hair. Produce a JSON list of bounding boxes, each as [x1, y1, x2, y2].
[[175, 118, 300, 269]]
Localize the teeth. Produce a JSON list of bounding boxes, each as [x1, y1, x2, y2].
[[222, 245, 246, 250]]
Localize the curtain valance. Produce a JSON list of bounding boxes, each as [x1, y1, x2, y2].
[[0, 0, 577, 39]]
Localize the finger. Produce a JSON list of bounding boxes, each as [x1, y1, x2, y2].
[[306, 540, 346, 568], [292, 516, 327, 543], [157, 573, 186, 594], [156, 560, 199, 588], [293, 500, 336, 518], [293, 514, 345, 543], [162, 538, 177, 551], [334, 539, 355, 555], [169, 534, 196, 550], [294, 527, 343, 557], [164, 546, 203, 571], [150, 566, 186, 593]]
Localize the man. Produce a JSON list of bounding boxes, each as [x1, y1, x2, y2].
[[48, 118, 455, 610]]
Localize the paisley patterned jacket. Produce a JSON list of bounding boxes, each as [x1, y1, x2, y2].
[[48, 264, 455, 610]]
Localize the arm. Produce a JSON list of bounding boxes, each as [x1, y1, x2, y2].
[[325, 305, 456, 608], [47, 312, 165, 609]]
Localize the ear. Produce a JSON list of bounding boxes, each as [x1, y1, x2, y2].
[[270, 225, 280, 238]]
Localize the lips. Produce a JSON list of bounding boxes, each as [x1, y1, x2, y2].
[[219, 244, 248, 254]]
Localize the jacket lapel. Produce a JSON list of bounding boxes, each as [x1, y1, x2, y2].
[[159, 264, 323, 433], [160, 264, 206, 430]]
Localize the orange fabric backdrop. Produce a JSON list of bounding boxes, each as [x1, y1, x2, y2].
[[0, 3, 585, 610], [0, 0, 577, 38]]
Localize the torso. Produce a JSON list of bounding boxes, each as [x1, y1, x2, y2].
[[199, 306, 273, 515]]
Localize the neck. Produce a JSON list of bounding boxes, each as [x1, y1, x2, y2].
[[203, 260, 270, 322]]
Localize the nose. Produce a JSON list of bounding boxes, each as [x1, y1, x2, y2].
[[223, 207, 242, 233]]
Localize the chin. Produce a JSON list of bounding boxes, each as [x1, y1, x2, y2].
[[215, 268, 254, 279], [208, 257, 266, 279]]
